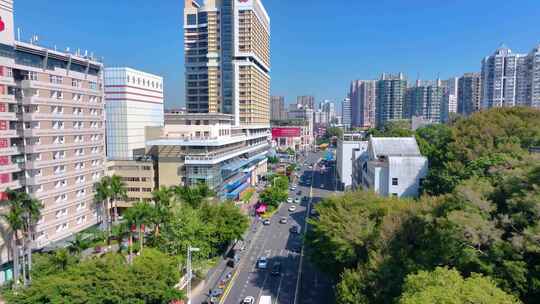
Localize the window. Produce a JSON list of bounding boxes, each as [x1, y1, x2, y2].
[[72, 79, 81, 88], [392, 178, 399, 186], [89, 81, 97, 90], [49, 75, 63, 84], [55, 208, 68, 218], [27, 71, 38, 81], [187, 14, 197, 25], [76, 215, 87, 225], [55, 222, 68, 232], [77, 202, 86, 211]]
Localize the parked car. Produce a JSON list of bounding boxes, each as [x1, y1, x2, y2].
[[288, 205, 296, 212], [263, 219, 271, 225], [279, 217, 288, 224], [287, 198, 293, 203], [290, 225, 301, 234], [257, 256, 268, 269], [210, 288, 223, 297], [294, 198, 300, 204]]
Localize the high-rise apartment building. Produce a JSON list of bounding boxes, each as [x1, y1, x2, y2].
[[105, 67, 164, 160], [270, 95, 285, 121], [320, 100, 336, 125], [0, 0, 105, 279], [342, 98, 351, 129], [376, 73, 407, 127], [350, 80, 376, 129], [296, 95, 315, 110], [458, 73, 482, 115], [184, 0, 271, 126], [406, 81, 444, 123]]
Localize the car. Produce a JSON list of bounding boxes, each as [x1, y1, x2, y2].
[[287, 198, 293, 203], [290, 225, 301, 234], [294, 198, 300, 204], [279, 217, 288, 224], [271, 262, 282, 276], [242, 296, 255, 304], [290, 185, 297, 191], [210, 288, 224, 297], [297, 190, 302, 195], [263, 219, 271, 225], [290, 246, 301, 253], [308, 165, 313, 169], [288, 205, 296, 212], [257, 257, 268, 269]]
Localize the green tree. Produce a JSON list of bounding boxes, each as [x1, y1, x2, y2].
[[201, 202, 249, 252], [123, 200, 154, 256], [150, 186, 174, 237], [398, 267, 521, 304], [95, 176, 113, 237], [1, 189, 25, 287], [368, 120, 413, 137], [109, 175, 128, 222], [259, 186, 287, 209]]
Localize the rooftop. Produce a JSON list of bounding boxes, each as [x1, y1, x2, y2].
[[370, 137, 422, 157]]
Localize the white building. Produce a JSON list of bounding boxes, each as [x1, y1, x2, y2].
[[336, 133, 368, 190], [357, 137, 428, 198], [105, 67, 164, 160], [341, 98, 352, 129]]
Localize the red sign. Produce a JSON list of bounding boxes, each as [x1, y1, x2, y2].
[[0, 121, 6, 130], [272, 127, 301, 138], [0, 139, 7, 148], [0, 18, 5, 33], [0, 173, 10, 183], [0, 156, 8, 165]]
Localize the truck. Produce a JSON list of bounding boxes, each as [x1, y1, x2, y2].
[[258, 295, 272, 304]]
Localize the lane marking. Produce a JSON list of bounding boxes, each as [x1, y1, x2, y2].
[[294, 155, 316, 304]]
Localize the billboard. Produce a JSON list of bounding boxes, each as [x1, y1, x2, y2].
[[272, 127, 301, 138]]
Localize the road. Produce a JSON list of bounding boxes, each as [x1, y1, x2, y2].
[[219, 151, 336, 304]]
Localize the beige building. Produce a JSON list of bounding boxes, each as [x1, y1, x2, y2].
[[106, 159, 155, 210], [146, 113, 268, 200], [184, 0, 270, 126], [0, 0, 105, 282]]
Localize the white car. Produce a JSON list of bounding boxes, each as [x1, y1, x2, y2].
[[287, 198, 293, 203], [294, 198, 300, 204], [242, 296, 255, 304], [257, 257, 268, 269], [290, 186, 297, 191], [288, 205, 297, 212]]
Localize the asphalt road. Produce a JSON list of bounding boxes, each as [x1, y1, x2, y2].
[[220, 151, 336, 304]]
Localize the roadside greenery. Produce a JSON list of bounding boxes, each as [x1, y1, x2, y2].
[[259, 175, 289, 208], [5, 182, 249, 304], [307, 107, 540, 304]]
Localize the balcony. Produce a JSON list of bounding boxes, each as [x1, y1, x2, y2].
[[22, 112, 103, 122], [0, 111, 17, 121], [185, 142, 269, 165], [1, 162, 24, 174], [25, 153, 104, 169], [0, 129, 19, 138], [0, 75, 16, 86], [0, 145, 22, 155], [21, 80, 102, 96], [24, 141, 100, 154], [0, 179, 23, 192], [23, 127, 105, 137], [21, 96, 105, 109]]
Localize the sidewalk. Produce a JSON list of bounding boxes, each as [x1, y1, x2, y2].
[[191, 189, 262, 304]]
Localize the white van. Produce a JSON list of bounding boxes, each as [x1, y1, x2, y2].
[[259, 295, 272, 304]]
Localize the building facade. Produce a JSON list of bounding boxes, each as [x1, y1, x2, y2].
[[106, 159, 155, 211], [356, 137, 428, 198], [376, 73, 407, 127], [480, 45, 540, 110], [296, 95, 315, 109], [350, 80, 376, 129], [341, 97, 351, 129], [0, 0, 106, 281], [146, 113, 268, 200], [270, 95, 285, 121], [457, 72, 482, 115], [184, 0, 271, 126], [105, 67, 164, 160], [406, 81, 444, 123], [336, 133, 367, 190]]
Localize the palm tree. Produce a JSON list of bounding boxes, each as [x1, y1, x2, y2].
[[150, 186, 173, 237], [95, 176, 112, 236], [1, 189, 23, 288], [109, 175, 127, 223], [1, 189, 42, 287], [123, 200, 154, 262], [18, 192, 42, 286]]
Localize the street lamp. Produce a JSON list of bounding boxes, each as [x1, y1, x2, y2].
[[187, 246, 200, 304]]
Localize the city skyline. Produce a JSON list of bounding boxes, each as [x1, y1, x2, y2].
[[12, 0, 540, 108]]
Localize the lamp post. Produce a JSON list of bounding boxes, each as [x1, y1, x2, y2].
[[187, 246, 200, 304]]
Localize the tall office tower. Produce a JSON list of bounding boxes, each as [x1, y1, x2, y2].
[[481, 46, 528, 109], [270, 95, 285, 121], [458, 73, 482, 115], [297, 95, 315, 109], [184, 0, 271, 126], [0, 0, 105, 279], [407, 81, 444, 123], [350, 80, 376, 129], [105, 68, 164, 160], [321, 100, 336, 125], [376, 73, 407, 127], [341, 98, 351, 129]]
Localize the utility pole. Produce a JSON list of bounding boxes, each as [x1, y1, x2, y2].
[[187, 246, 200, 304]]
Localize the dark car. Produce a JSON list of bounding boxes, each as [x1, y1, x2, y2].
[[226, 259, 235, 268], [291, 246, 301, 253], [290, 225, 301, 234], [210, 288, 224, 297], [271, 262, 282, 276]]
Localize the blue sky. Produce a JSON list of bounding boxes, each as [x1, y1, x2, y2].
[[14, 0, 540, 108]]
